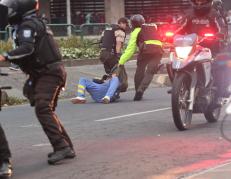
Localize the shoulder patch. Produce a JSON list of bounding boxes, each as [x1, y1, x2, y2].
[[23, 30, 32, 38]]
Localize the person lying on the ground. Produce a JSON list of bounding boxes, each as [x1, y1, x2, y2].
[[71, 73, 120, 104]]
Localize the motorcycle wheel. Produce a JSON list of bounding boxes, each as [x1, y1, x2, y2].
[[204, 105, 221, 123], [172, 73, 192, 131]]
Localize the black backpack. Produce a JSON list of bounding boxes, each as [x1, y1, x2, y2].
[[101, 25, 125, 53], [138, 24, 163, 55]]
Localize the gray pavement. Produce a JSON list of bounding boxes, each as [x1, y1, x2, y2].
[[185, 161, 231, 179], [1, 61, 231, 178], [0, 60, 170, 100], [1, 87, 231, 179]]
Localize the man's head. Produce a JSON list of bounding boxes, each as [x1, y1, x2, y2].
[[191, 0, 213, 13], [117, 17, 129, 30], [0, 0, 37, 25], [130, 14, 145, 29]]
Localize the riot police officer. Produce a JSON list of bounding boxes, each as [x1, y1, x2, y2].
[[118, 14, 163, 101], [0, 0, 75, 165], [178, 0, 227, 55], [0, 125, 12, 177]]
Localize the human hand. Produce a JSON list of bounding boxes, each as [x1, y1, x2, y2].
[[0, 55, 6, 62]]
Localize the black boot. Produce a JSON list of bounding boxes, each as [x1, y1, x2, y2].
[[0, 159, 12, 178], [48, 147, 75, 158], [48, 147, 76, 165], [134, 91, 144, 101], [167, 89, 172, 94]]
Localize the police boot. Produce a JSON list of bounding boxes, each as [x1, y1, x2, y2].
[[48, 147, 75, 158], [134, 91, 144, 101], [48, 147, 76, 165], [0, 159, 12, 178]]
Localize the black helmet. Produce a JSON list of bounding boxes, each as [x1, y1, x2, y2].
[[191, 0, 213, 13], [0, 0, 37, 24], [213, 0, 223, 6], [130, 14, 145, 28], [213, 0, 223, 10]]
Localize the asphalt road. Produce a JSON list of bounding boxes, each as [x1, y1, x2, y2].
[[1, 87, 231, 179]]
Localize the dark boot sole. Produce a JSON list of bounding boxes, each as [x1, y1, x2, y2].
[[48, 155, 76, 165]]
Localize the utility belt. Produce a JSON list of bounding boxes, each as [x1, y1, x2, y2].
[[139, 40, 164, 56], [100, 48, 116, 55]]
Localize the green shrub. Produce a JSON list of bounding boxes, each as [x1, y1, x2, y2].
[[0, 40, 13, 52], [7, 97, 28, 106], [58, 36, 100, 59], [0, 37, 100, 60]]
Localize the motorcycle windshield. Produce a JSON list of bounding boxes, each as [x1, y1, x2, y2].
[[173, 34, 197, 47]]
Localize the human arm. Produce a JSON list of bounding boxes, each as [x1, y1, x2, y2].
[[115, 29, 126, 54], [118, 28, 141, 65], [4, 22, 36, 62]]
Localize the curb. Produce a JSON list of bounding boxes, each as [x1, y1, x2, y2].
[[0, 59, 101, 68]]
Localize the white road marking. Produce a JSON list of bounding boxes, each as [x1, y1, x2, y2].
[[20, 124, 39, 128], [95, 107, 171, 122], [32, 143, 51, 147], [20, 121, 70, 128], [184, 159, 231, 178]]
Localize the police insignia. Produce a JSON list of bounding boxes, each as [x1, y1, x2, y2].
[[23, 30, 32, 38]]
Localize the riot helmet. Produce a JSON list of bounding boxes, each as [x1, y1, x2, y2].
[[130, 14, 145, 28], [191, 0, 213, 14], [0, 0, 37, 24], [213, 0, 223, 6]]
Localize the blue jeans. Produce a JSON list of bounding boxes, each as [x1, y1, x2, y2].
[[77, 77, 119, 102]]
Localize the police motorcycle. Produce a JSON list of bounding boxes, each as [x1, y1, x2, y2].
[[168, 33, 223, 131]]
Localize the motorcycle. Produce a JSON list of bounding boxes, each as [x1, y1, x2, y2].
[[168, 33, 222, 131]]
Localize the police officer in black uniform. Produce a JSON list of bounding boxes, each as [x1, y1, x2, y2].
[[169, 0, 229, 101], [100, 17, 128, 74], [178, 0, 227, 55], [0, 71, 12, 177], [0, 125, 12, 177], [0, 0, 75, 165]]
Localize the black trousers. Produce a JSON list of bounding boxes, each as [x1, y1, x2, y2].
[[100, 50, 118, 74], [0, 124, 11, 162], [135, 54, 162, 92], [24, 64, 73, 151], [213, 64, 231, 98]]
